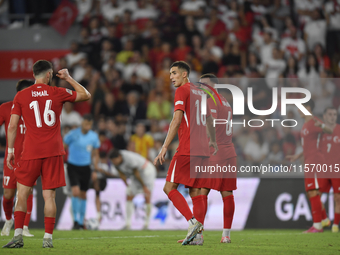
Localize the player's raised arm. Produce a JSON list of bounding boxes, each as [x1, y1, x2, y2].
[[154, 110, 183, 165], [6, 114, 20, 169], [56, 69, 91, 102], [313, 117, 333, 134]]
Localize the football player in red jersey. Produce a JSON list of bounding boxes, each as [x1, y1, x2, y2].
[[3, 60, 91, 249], [199, 74, 237, 243], [319, 107, 340, 233], [1, 80, 35, 237], [154, 61, 218, 245], [287, 100, 332, 233]]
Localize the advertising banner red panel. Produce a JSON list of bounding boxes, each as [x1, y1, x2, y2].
[[0, 50, 69, 79]]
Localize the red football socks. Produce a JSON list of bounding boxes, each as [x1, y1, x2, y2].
[[321, 207, 328, 220], [14, 211, 26, 230], [24, 194, 33, 227], [223, 195, 235, 229], [334, 213, 340, 225], [44, 217, 55, 234], [3, 197, 14, 220], [192, 195, 206, 224], [168, 190, 193, 221], [310, 195, 322, 223], [202, 195, 208, 225]]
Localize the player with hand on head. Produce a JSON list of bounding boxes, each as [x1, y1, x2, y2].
[[109, 149, 156, 230], [63, 114, 100, 230], [198, 74, 237, 244], [3, 60, 91, 248], [154, 61, 218, 246], [1, 80, 35, 237], [319, 107, 340, 233], [286, 100, 332, 233]]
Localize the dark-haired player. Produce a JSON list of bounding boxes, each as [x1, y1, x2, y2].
[[109, 149, 156, 230], [287, 100, 332, 233], [1, 80, 34, 237], [319, 107, 340, 233], [3, 60, 91, 248], [154, 61, 218, 245], [198, 73, 237, 243]]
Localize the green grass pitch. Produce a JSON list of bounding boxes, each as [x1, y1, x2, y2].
[[1, 229, 339, 255]]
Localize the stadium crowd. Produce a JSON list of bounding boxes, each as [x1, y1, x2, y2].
[[2, 0, 340, 174]]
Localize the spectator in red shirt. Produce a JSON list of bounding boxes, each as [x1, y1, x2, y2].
[[173, 33, 192, 61], [99, 131, 114, 154], [204, 7, 227, 48]]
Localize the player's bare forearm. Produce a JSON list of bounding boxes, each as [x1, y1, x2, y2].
[[92, 149, 100, 171], [56, 69, 91, 102], [66, 76, 91, 102], [118, 169, 128, 186], [322, 125, 333, 134], [133, 169, 145, 187], [206, 115, 216, 143], [162, 110, 182, 149], [7, 114, 20, 149]]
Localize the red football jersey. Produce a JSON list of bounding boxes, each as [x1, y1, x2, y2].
[[174, 83, 210, 157], [208, 95, 237, 160], [11, 84, 77, 160], [321, 124, 340, 166], [300, 118, 324, 164], [0, 101, 26, 164]]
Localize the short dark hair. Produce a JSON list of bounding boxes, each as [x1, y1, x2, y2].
[[33, 60, 53, 77], [83, 114, 93, 122], [200, 73, 219, 84], [109, 149, 120, 159], [170, 61, 190, 76], [323, 107, 337, 114], [99, 151, 107, 158], [99, 130, 106, 136], [303, 99, 315, 112], [16, 79, 34, 92]]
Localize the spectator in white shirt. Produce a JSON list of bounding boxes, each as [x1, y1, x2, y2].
[[298, 53, 320, 94], [304, 10, 327, 50], [101, 0, 124, 22], [180, 0, 206, 17], [65, 41, 87, 69], [260, 30, 275, 65], [123, 51, 152, 83], [280, 26, 306, 68], [262, 47, 286, 88], [324, 0, 340, 30], [61, 102, 83, 128]]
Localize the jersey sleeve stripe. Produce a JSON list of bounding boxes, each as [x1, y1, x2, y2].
[[183, 112, 189, 127]]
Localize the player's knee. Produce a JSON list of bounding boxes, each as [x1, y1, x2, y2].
[[308, 190, 318, 197], [189, 188, 200, 198], [334, 193, 340, 203], [3, 189, 15, 200]]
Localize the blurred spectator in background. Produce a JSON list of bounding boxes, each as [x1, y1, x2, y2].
[[180, 0, 206, 17], [244, 130, 269, 166], [130, 122, 154, 158], [280, 26, 306, 68], [173, 33, 191, 62], [304, 9, 326, 51], [106, 118, 127, 149], [147, 92, 172, 121], [101, 0, 123, 22], [267, 141, 284, 167], [123, 51, 152, 84], [313, 43, 330, 71], [61, 102, 83, 128], [262, 46, 286, 88], [116, 40, 134, 64], [204, 7, 227, 48], [66, 41, 87, 69], [98, 130, 114, 154]]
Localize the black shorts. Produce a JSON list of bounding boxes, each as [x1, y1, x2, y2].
[[67, 163, 92, 191], [90, 178, 107, 193]]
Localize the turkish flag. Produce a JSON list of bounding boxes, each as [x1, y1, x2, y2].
[[49, 0, 78, 36]]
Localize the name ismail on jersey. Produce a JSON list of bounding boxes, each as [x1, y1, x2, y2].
[[32, 90, 49, 97]]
